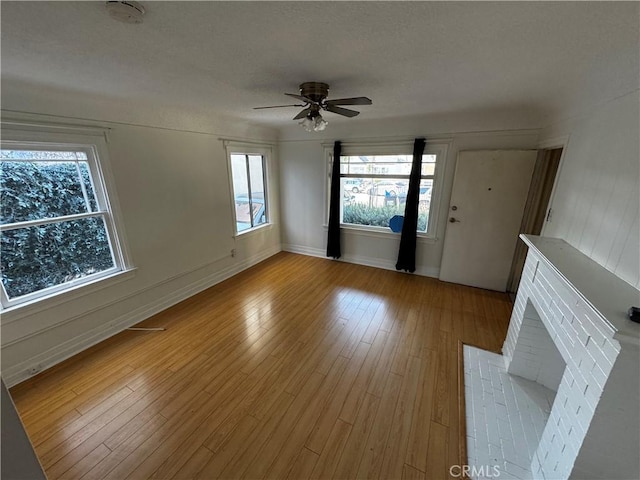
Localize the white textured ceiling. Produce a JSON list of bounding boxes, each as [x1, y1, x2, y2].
[[1, 1, 638, 128]]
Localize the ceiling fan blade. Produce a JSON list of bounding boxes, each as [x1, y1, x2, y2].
[[253, 104, 305, 110], [325, 97, 372, 106], [285, 93, 313, 103], [293, 107, 311, 120], [325, 104, 360, 118]]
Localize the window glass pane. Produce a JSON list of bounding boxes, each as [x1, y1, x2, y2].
[[346, 155, 412, 164], [341, 155, 412, 176], [341, 177, 405, 229], [248, 155, 266, 227], [1, 150, 87, 161], [421, 163, 435, 176], [234, 200, 252, 232], [0, 160, 93, 224], [1, 216, 115, 299], [230, 154, 250, 232], [341, 177, 431, 232], [417, 179, 434, 232], [78, 162, 99, 212]]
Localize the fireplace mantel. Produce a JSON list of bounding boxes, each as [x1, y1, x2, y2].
[[520, 235, 640, 343], [502, 235, 640, 479]]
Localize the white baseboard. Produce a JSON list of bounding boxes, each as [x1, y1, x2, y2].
[[282, 243, 440, 279], [282, 244, 325, 258], [3, 245, 281, 387]]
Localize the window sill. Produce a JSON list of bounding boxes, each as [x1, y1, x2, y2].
[[322, 224, 438, 244], [234, 223, 272, 239], [1, 268, 137, 325]]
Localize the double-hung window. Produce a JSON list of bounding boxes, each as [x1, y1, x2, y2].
[[330, 142, 448, 238], [0, 135, 129, 309], [228, 148, 269, 235]]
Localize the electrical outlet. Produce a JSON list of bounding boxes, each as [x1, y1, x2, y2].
[[231, 249, 236, 258], [27, 364, 42, 376]]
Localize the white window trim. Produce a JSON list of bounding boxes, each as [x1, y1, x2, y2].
[[224, 142, 272, 237], [0, 127, 134, 312], [324, 140, 449, 239]]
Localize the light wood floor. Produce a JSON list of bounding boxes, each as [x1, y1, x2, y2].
[[10, 252, 512, 480]]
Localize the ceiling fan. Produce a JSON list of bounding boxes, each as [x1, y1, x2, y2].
[[254, 82, 372, 132]]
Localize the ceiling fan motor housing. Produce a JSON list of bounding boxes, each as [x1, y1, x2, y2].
[[105, 1, 146, 24], [299, 82, 329, 103]]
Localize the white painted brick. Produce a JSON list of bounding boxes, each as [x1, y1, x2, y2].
[[589, 363, 608, 390], [600, 337, 620, 363], [496, 243, 637, 480]]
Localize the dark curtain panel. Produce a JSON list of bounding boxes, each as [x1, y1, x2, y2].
[[327, 141, 342, 259], [396, 138, 426, 272]]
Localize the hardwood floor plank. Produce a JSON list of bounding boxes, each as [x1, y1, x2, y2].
[[402, 463, 427, 480], [365, 324, 403, 398], [339, 329, 389, 424], [304, 341, 371, 454], [309, 418, 352, 479], [240, 372, 325, 480], [9, 253, 512, 480], [355, 372, 403, 479], [122, 369, 258, 480], [193, 414, 259, 478], [43, 368, 184, 473], [57, 443, 111, 480], [38, 386, 134, 464], [168, 446, 213, 480], [72, 413, 168, 480], [432, 329, 451, 426], [214, 390, 295, 480], [333, 393, 381, 480], [379, 355, 423, 480], [405, 348, 438, 472], [263, 356, 349, 479], [285, 447, 319, 480], [424, 421, 450, 480]]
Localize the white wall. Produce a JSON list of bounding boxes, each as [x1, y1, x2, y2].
[[1, 85, 281, 386], [541, 90, 640, 289], [3, 79, 637, 385], [1, 379, 46, 479], [278, 113, 540, 276]]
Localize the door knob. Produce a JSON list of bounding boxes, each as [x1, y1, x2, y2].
[[449, 217, 460, 223]]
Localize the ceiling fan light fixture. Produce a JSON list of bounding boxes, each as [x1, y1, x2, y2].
[[313, 115, 328, 132], [299, 112, 328, 132], [254, 82, 370, 130], [299, 115, 315, 132]]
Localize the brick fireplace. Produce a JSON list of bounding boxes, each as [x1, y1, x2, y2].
[[500, 235, 640, 479]]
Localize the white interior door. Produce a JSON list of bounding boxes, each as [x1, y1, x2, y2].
[[439, 150, 537, 291]]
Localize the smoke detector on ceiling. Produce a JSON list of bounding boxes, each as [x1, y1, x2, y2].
[[105, 1, 145, 24]]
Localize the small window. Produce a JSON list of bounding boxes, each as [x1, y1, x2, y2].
[[0, 142, 128, 308], [330, 143, 447, 238], [229, 152, 269, 234]]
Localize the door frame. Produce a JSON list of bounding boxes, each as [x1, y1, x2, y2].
[[537, 135, 570, 235], [505, 136, 570, 294]]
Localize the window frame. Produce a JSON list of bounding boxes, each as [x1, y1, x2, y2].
[[325, 141, 449, 239], [0, 128, 132, 311], [225, 144, 271, 236]]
